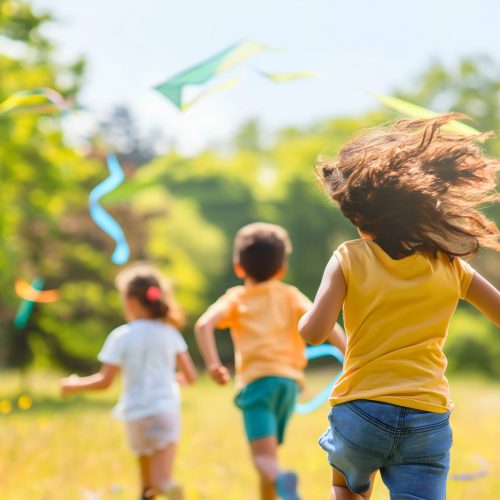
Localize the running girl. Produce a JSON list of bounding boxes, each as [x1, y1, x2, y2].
[[299, 114, 500, 500], [61, 264, 196, 500]]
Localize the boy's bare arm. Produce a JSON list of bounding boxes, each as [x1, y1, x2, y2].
[[60, 364, 119, 397], [195, 307, 230, 384], [465, 272, 500, 328]]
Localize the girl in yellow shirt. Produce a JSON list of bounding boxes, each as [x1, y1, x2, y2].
[[299, 114, 500, 500]]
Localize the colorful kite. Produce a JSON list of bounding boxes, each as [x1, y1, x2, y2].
[[154, 40, 271, 109], [181, 74, 243, 111], [295, 344, 344, 414], [0, 87, 69, 116], [15, 279, 59, 303], [374, 94, 481, 136], [88, 153, 130, 265], [14, 277, 45, 329], [259, 70, 316, 83]]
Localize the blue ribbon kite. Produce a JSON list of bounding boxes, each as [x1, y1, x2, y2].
[[295, 344, 344, 414], [88, 154, 130, 265]]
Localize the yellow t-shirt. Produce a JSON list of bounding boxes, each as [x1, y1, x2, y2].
[[331, 239, 475, 413], [213, 280, 310, 387]]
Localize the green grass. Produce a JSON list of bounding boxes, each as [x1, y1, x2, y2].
[[0, 371, 499, 499]]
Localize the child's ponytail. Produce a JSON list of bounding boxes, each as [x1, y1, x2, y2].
[[116, 264, 185, 328]]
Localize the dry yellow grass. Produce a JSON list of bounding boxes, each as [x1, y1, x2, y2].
[[0, 371, 498, 499]]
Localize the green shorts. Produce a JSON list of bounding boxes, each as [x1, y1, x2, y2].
[[234, 376, 299, 444]]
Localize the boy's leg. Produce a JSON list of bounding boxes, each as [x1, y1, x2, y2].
[[237, 378, 300, 500], [330, 469, 377, 500], [250, 435, 281, 500]]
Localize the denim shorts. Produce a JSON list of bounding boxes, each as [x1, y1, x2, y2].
[[319, 400, 452, 499], [235, 377, 299, 444]]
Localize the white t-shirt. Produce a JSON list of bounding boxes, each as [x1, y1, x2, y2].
[[98, 319, 188, 421]]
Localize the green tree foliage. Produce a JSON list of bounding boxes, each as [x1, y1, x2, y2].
[[0, 0, 122, 370], [0, 1, 498, 373], [445, 309, 500, 377]]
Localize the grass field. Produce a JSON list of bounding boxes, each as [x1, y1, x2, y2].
[[0, 371, 499, 500]]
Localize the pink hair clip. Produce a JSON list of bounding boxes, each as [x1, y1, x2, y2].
[[146, 286, 162, 302]]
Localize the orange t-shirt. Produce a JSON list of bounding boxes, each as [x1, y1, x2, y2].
[[212, 280, 311, 387], [330, 239, 475, 413]]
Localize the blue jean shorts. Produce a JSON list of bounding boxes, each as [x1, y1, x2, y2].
[[319, 400, 452, 499]]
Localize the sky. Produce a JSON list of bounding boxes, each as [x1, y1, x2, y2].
[[30, 0, 500, 154]]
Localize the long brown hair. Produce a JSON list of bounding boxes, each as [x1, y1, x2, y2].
[[317, 114, 500, 258], [115, 264, 185, 328]]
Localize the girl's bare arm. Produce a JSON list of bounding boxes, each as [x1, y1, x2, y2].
[[327, 322, 347, 354], [60, 364, 119, 397], [299, 255, 347, 345], [465, 272, 500, 327], [176, 351, 197, 385]]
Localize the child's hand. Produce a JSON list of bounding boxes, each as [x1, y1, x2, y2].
[[60, 374, 79, 398], [176, 371, 188, 386], [208, 364, 230, 385]]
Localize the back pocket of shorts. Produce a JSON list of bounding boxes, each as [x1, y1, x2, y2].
[[330, 404, 390, 459], [402, 423, 452, 463]]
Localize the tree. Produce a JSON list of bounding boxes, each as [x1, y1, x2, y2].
[[1, 6, 498, 375], [97, 105, 158, 167], [0, 1, 122, 371]]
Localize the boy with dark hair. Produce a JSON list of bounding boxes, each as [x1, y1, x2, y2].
[[195, 222, 345, 500]]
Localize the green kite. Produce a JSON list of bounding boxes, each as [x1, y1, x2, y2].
[[154, 41, 270, 109], [260, 71, 316, 83]]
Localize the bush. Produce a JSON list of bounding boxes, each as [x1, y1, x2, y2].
[[445, 307, 500, 377]]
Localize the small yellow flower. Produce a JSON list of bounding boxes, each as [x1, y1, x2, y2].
[[17, 395, 32, 411], [0, 400, 12, 414]]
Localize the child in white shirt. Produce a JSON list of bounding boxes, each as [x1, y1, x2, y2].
[[61, 264, 196, 500]]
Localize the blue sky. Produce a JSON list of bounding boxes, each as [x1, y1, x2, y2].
[[32, 0, 500, 153]]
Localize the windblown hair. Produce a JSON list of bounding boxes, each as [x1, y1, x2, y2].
[[115, 263, 185, 328], [317, 114, 500, 258], [234, 222, 292, 282]]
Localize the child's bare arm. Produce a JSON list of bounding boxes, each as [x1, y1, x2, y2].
[[195, 307, 230, 385], [60, 364, 119, 397], [176, 351, 197, 385], [326, 323, 347, 354], [299, 256, 347, 345], [465, 272, 500, 327]]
